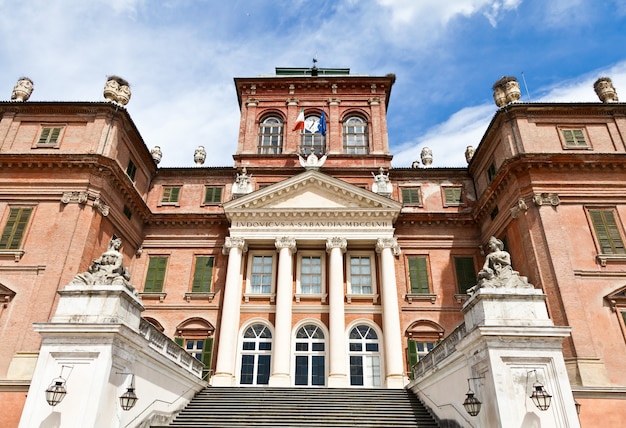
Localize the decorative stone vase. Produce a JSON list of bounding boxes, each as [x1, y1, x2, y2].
[[150, 146, 162, 164], [492, 76, 520, 106], [465, 146, 475, 164], [594, 77, 618, 103], [11, 77, 34, 102], [194, 146, 206, 165], [103, 76, 131, 105], [421, 147, 433, 167]]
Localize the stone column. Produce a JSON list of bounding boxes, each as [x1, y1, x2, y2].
[[212, 237, 247, 386], [376, 237, 405, 388], [326, 237, 349, 387], [269, 237, 297, 386]]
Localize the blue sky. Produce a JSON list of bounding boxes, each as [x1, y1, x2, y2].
[[1, 0, 625, 168]]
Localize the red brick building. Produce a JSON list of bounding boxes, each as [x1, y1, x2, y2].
[[0, 69, 625, 426]]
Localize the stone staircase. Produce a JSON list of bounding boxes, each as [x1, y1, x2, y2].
[[154, 387, 439, 427]]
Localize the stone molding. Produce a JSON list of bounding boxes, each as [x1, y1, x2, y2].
[[375, 237, 401, 256], [326, 237, 347, 253], [275, 236, 297, 253], [533, 192, 560, 206], [61, 191, 89, 205], [93, 197, 110, 216], [223, 237, 247, 255], [510, 197, 528, 218]]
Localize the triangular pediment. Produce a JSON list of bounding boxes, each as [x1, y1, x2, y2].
[[223, 170, 402, 240], [0, 282, 16, 304], [224, 170, 401, 214], [605, 285, 626, 308]]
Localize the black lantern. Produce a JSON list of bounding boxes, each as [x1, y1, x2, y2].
[[119, 373, 138, 411], [45, 378, 67, 407], [529, 370, 552, 411], [462, 378, 482, 416]]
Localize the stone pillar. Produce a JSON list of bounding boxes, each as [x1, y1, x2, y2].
[[456, 288, 580, 428], [326, 237, 349, 387], [269, 237, 296, 386], [212, 237, 247, 386], [376, 237, 405, 388]]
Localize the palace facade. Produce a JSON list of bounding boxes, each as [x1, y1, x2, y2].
[[1, 69, 626, 427]]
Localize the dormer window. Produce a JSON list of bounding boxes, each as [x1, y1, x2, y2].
[[258, 116, 283, 154]]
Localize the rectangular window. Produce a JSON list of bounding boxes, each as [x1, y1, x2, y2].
[[37, 127, 63, 145], [349, 256, 373, 294], [250, 255, 273, 294], [407, 339, 436, 370], [161, 186, 181, 204], [179, 337, 213, 379], [192, 256, 214, 293], [123, 205, 132, 219], [589, 209, 626, 254], [300, 255, 322, 294], [407, 256, 430, 294], [401, 188, 420, 205], [126, 160, 137, 181], [487, 162, 497, 182], [454, 257, 477, 294], [562, 129, 588, 148], [443, 187, 463, 206], [144, 256, 168, 292], [204, 187, 223, 204], [0, 207, 33, 249]]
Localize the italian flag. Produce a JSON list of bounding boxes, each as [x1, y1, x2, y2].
[[292, 108, 305, 131]]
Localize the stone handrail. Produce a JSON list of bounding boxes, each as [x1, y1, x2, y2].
[[139, 318, 204, 378], [412, 322, 467, 379]]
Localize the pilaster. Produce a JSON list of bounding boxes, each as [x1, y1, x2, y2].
[[326, 237, 348, 387]]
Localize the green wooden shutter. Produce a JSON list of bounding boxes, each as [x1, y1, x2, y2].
[[407, 339, 418, 379], [563, 129, 586, 147], [454, 257, 477, 294], [444, 188, 463, 205], [204, 187, 223, 204], [174, 337, 184, 346], [162, 187, 181, 203], [192, 256, 214, 292], [408, 257, 429, 294], [402, 188, 420, 204], [144, 256, 167, 292], [590, 210, 625, 254], [201, 338, 214, 380], [0, 207, 33, 249], [38, 128, 51, 144], [49, 127, 61, 144]]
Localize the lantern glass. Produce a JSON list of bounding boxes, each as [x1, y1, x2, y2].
[[530, 384, 552, 411], [45, 380, 67, 406], [463, 391, 482, 416], [119, 387, 138, 411]]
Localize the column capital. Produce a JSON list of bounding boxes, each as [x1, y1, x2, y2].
[[223, 237, 247, 255], [326, 237, 347, 254], [376, 237, 401, 256], [275, 236, 297, 253]]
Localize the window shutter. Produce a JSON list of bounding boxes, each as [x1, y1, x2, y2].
[[563, 129, 586, 147], [444, 188, 462, 205], [205, 187, 223, 204], [201, 338, 214, 379], [407, 339, 418, 378], [408, 257, 429, 294], [454, 257, 476, 293], [192, 256, 214, 292], [174, 337, 184, 346], [38, 128, 51, 144], [144, 257, 167, 292], [402, 188, 420, 205], [590, 210, 625, 254], [49, 127, 61, 143], [0, 207, 33, 249]]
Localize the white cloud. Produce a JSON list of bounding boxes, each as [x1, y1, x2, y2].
[[392, 60, 626, 169]]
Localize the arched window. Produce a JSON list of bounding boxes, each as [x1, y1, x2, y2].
[[343, 116, 369, 154], [240, 323, 272, 385], [300, 115, 325, 155], [174, 318, 215, 380], [258, 116, 283, 154], [406, 320, 444, 377], [348, 324, 381, 387], [294, 324, 326, 386]]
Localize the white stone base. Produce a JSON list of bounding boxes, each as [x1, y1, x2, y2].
[[327, 374, 349, 388], [210, 373, 236, 387]]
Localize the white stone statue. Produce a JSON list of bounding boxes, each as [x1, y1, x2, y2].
[[465, 146, 475, 164], [103, 76, 131, 106], [11, 77, 34, 102], [150, 146, 162, 164], [232, 167, 253, 197], [421, 147, 433, 167], [371, 167, 392, 196], [71, 237, 132, 288], [194, 146, 206, 165], [467, 236, 532, 294], [298, 151, 327, 170], [594, 77, 619, 103]]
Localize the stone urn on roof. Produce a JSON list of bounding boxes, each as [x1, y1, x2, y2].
[[103, 75, 132, 106]]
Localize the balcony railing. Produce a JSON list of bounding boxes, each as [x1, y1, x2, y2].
[[412, 322, 467, 379]]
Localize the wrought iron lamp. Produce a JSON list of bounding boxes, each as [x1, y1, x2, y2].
[[529, 370, 552, 411], [45, 365, 72, 406], [462, 377, 482, 416], [119, 373, 138, 411]]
